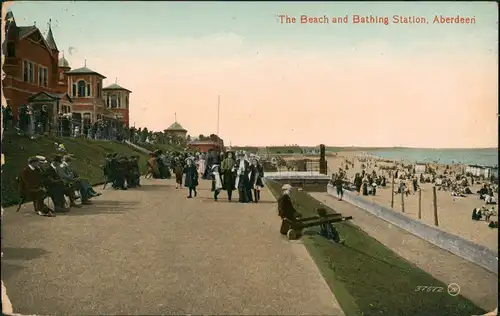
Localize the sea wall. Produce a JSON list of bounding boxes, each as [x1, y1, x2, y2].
[[327, 185, 498, 274]]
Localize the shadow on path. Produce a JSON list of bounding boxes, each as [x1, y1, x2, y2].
[[1, 247, 50, 261]]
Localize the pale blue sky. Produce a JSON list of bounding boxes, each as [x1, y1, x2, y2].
[[8, 1, 498, 55]]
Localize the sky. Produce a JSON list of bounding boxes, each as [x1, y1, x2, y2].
[[4, 1, 499, 148]]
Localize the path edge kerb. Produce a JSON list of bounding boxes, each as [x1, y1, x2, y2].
[[326, 185, 498, 274]]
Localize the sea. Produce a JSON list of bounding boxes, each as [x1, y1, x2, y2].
[[364, 148, 498, 167]]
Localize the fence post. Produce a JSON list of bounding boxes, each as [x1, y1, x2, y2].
[[418, 189, 422, 219], [401, 189, 405, 212], [390, 173, 395, 208], [432, 186, 439, 226]]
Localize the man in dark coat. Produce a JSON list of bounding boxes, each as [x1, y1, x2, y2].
[[278, 184, 300, 235], [41, 156, 72, 212], [18, 157, 54, 216]]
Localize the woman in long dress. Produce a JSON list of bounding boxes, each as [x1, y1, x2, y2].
[[235, 152, 252, 203], [221, 151, 236, 202], [249, 156, 265, 203], [147, 153, 160, 179], [197, 153, 206, 176]]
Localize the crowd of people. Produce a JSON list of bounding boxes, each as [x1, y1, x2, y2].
[[2, 104, 127, 140], [145, 149, 265, 202]]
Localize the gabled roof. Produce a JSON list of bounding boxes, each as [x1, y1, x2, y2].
[[66, 67, 106, 79], [166, 122, 187, 131], [28, 92, 73, 103], [103, 83, 131, 92], [18, 26, 52, 53]]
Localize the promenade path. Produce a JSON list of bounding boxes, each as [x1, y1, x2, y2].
[[1, 179, 344, 315]]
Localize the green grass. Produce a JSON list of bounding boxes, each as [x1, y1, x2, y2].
[[1, 135, 150, 207], [265, 180, 485, 316]]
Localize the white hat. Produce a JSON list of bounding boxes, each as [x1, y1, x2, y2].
[[281, 184, 292, 191], [211, 164, 220, 170], [36, 155, 47, 162]]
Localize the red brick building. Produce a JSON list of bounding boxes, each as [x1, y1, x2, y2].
[[2, 11, 131, 128], [102, 83, 132, 127]]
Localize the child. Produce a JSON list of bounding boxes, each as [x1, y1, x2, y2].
[[317, 208, 344, 244], [211, 165, 223, 201], [184, 157, 198, 198]]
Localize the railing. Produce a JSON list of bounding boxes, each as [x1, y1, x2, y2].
[[4, 116, 127, 141]]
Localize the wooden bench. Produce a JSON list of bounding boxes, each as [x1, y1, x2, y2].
[[283, 213, 353, 240]]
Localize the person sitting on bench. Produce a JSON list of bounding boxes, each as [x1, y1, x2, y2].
[[317, 208, 344, 244], [42, 155, 75, 211], [18, 157, 54, 217], [278, 184, 301, 235]]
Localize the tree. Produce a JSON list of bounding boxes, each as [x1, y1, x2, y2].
[[186, 134, 191, 142], [198, 134, 205, 141]]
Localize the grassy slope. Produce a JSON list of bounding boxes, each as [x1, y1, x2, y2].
[[265, 180, 485, 316], [1, 135, 150, 207]]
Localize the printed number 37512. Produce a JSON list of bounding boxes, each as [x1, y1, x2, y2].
[[415, 286, 444, 292]]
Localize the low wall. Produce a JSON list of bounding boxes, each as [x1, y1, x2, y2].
[[265, 172, 330, 192], [124, 140, 152, 155], [327, 185, 498, 274]]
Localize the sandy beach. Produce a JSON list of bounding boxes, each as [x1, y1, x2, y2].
[[283, 152, 498, 252]]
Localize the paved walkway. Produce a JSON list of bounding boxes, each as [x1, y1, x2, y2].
[[2, 179, 343, 315]]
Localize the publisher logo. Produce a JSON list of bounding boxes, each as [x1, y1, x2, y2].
[[447, 283, 460, 296]]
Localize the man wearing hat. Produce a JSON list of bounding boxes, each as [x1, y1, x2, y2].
[[278, 184, 301, 235], [41, 155, 74, 211], [60, 155, 97, 204], [18, 157, 54, 216]]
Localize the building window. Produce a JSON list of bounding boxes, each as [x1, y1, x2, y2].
[[110, 95, 117, 108], [97, 82, 101, 98], [23, 60, 34, 83], [6, 42, 15, 57], [59, 72, 65, 81], [117, 95, 121, 108], [38, 66, 48, 87], [72, 84, 77, 97], [38, 66, 42, 86], [106, 95, 110, 107], [77, 80, 86, 97], [125, 96, 128, 108], [86, 84, 91, 97]]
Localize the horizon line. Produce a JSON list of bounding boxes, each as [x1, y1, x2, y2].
[[227, 145, 498, 150]]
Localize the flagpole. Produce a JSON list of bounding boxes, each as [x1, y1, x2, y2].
[[217, 95, 220, 136]]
